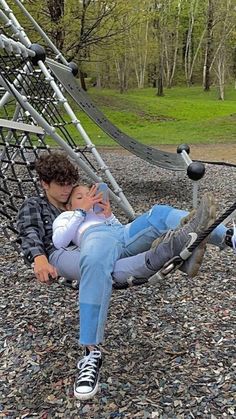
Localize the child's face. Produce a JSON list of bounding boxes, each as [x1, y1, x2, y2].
[[68, 185, 90, 210]]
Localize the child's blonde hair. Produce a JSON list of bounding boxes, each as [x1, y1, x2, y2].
[[66, 182, 93, 206]]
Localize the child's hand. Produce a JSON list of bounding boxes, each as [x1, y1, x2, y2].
[[98, 198, 112, 218], [71, 184, 103, 212], [83, 186, 103, 211]]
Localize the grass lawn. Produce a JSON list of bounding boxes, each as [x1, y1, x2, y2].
[[69, 85, 236, 147]]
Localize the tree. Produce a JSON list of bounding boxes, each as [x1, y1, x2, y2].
[[162, 0, 183, 88], [46, 0, 65, 50], [203, 0, 214, 91], [21, 0, 137, 89], [183, 0, 206, 86], [149, 1, 165, 96], [204, 0, 236, 100], [128, 0, 152, 89]]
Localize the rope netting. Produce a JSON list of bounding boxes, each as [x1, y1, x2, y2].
[[0, 38, 94, 252], [1, 49, 78, 146], [0, 122, 52, 257]]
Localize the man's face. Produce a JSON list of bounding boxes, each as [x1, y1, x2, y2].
[[42, 180, 74, 208]]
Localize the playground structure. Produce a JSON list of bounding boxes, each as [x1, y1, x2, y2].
[[0, 0, 235, 274]]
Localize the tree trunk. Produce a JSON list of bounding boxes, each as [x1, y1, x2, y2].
[[96, 74, 101, 89], [115, 56, 128, 94], [165, 0, 183, 88], [152, 64, 157, 88], [129, 9, 150, 89], [157, 56, 164, 96], [203, 0, 214, 91], [79, 70, 87, 91], [216, 49, 225, 100], [184, 0, 199, 86], [148, 64, 157, 87], [47, 0, 65, 50], [232, 47, 236, 88]]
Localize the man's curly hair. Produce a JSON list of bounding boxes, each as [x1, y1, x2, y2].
[[35, 152, 79, 185]]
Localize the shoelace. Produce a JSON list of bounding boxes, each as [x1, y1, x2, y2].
[[77, 350, 101, 384]]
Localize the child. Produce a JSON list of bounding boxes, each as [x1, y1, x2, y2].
[[52, 183, 211, 282], [52, 183, 121, 249]]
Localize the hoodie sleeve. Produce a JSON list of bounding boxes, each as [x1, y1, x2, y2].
[[52, 210, 85, 249]]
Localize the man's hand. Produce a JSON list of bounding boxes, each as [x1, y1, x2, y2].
[[34, 255, 58, 284]]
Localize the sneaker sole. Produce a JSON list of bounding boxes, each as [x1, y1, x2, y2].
[[74, 380, 99, 401], [182, 245, 206, 278], [181, 193, 216, 277], [194, 193, 216, 234]]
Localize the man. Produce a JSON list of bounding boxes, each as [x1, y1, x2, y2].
[[17, 152, 233, 401]]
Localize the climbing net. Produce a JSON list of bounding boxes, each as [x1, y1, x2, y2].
[[0, 121, 49, 255], [0, 29, 134, 220]]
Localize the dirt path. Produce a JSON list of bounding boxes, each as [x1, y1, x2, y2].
[[162, 143, 236, 163], [99, 143, 236, 164]]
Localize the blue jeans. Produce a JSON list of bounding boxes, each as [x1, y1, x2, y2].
[[49, 204, 227, 345]]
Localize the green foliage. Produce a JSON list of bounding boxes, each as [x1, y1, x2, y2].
[[9, 0, 236, 92]]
